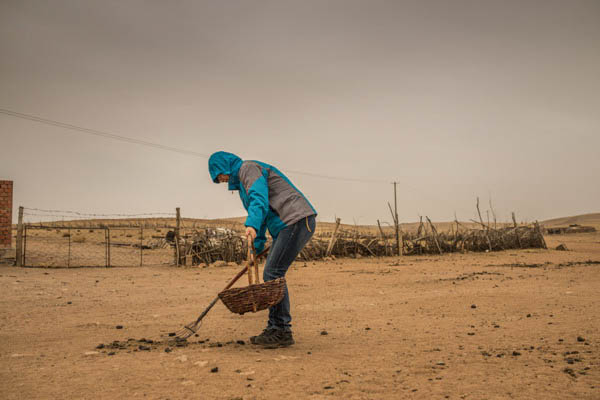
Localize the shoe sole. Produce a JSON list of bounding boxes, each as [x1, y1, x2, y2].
[[259, 340, 295, 349], [250, 330, 276, 345]]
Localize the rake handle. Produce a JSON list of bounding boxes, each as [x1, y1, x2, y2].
[[192, 245, 270, 325], [192, 296, 220, 325], [247, 234, 254, 285], [253, 247, 260, 284], [246, 234, 265, 285]]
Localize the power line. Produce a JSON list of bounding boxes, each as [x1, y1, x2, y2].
[[284, 169, 389, 184], [0, 108, 210, 158], [1, 107, 391, 184]]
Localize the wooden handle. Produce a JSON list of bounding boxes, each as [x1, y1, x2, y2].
[[252, 247, 260, 284], [246, 243, 254, 285], [220, 245, 270, 293], [246, 233, 268, 285]]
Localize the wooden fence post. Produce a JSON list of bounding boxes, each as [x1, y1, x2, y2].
[[67, 227, 71, 268], [377, 219, 389, 256], [387, 200, 401, 256], [512, 212, 522, 248], [326, 218, 341, 257], [476, 197, 492, 251], [23, 224, 27, 266], [399, 225, 404, 256], [107, 227, 111, 267], [175, 207, 181, 266], [15, 206, 23, 267], [105, 227, 109, 268], [393, 182, 400, 256], [140, 226, 143, 266], [426, 216, 443, 254]]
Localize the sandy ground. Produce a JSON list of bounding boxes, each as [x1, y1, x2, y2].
[[1, 232, 599, 399]]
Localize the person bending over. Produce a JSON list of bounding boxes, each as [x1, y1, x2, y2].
[[208, 151, 317, 348]]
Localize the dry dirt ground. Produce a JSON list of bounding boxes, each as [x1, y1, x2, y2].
[[1, 233, 599, 399]]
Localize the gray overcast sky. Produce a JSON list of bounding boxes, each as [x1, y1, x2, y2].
[[1, 0, 599, 225]]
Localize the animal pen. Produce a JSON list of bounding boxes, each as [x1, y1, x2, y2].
[[13, 204, 548, 268], [14, 207, 192, 268]]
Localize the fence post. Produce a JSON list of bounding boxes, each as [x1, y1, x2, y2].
[[140, 226, 143, 266], [15, 206, 23, 267], [175, 207, 181, 266], [326, 218, 341, 257], [393, 182, 400, 256], [426, 216, 443, 255], [105, 227, 108, 268], [107, 227, 111, 267], [377, 219, 389, 256], [23, 224, 27, 267], [67, 227, 71, 268]]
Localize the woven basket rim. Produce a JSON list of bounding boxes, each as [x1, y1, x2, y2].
[[219, 277, 286, 314]]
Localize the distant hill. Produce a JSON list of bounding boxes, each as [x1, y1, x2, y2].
[[18, 213, 600, 234], [541, 213, 600, 229]]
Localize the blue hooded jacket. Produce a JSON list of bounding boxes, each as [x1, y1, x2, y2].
[[208, 151, 317, 253]]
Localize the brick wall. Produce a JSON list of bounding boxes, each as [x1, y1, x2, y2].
[[0, 181, 13, 249]]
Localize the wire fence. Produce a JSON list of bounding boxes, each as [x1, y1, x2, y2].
[[18, 208, 180, 268], [16, 207, 259, 268], [13, 204, 550, 268], [21, 225, 177, 267]]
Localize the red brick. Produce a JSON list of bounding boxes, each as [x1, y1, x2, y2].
[[0, 181, 12, 248]]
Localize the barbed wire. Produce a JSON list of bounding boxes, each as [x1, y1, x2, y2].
[[23, 207, 176, 217], [23, 213, 97, 219]]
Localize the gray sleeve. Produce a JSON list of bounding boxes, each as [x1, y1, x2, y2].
[[238, 161, 264, 192]]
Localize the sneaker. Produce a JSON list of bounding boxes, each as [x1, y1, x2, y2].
[[250, 328, 276, 345], [253, 329, 295, 348]]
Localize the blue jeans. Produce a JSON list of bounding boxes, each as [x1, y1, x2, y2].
[[263, 214, 315, 332]]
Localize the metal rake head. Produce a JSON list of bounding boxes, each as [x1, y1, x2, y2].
[[171, 320, 202, 340]]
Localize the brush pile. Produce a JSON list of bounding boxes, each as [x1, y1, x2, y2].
[[297, 223, 546, 260], [180, 229, 248, 265], [178, 219, 547, 265]]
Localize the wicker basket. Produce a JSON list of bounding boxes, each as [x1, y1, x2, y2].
[[219, 277, 286, 315]]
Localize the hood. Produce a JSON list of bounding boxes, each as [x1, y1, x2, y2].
[[208, 151, 243, 191]]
